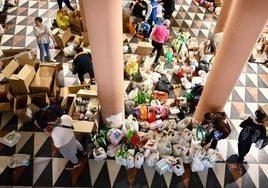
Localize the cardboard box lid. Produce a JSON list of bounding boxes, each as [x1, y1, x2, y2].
[[72, 120, 96, 133], [14, 50, 36, 67], [2, 59, 19, 78], [8, 64, 35, 95], [2, 48, 32, 57], [17, 64, 35, 81], [60, 84, 90, 97], [76, 89, 98, 99]]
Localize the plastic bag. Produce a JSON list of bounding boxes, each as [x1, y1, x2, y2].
[[9, 154, 30, 168], [0, 130, 21, 147]]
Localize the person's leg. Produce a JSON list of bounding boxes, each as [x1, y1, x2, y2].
[[63, 0, 75, 11], [153, 42, 163, 65], [59, 136, 79, 165], [37, 43, 45, 63], [88, 66, 96, 84], [150, 40, 157, 56], [238, 141, 251, 162], [44, 42, 51, 61], [57, 0, 63, 10], [75, 139, 83, 151], [78, 72, 85, 84], [164, 10, 173, 20]]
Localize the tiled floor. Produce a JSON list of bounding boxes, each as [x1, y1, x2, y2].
[[0, 0, 268, 187]]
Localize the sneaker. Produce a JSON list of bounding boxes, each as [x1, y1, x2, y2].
[[149, 53, 154, 58], [90, 80, 96, 85], [64, 161, 81, 170], [49, 58, 57, 62]]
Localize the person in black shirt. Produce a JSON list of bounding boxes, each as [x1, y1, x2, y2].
[[160, 0, 175, 20], [130, 0, 148, 21], [72, 47, 95, 85], [237, 109, 266, 163]]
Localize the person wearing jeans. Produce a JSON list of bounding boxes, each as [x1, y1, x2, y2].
[[33, 17, 57, 63]]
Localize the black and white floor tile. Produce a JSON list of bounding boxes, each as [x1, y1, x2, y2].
[[0, 0, 268, 187]]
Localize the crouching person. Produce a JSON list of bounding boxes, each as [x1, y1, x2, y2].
[[40, 110, 85, 170]]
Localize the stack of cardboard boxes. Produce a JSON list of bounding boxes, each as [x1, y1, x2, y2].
[[0, 48, 63, 124]]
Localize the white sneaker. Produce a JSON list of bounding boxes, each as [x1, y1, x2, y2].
[[49, 58, 57, 62]]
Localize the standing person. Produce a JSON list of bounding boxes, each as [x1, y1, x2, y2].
[[160, 0, 175, 20], [33, 17, 57, 63], [237, 109, 266, 163], [57, 0, 75, 11], [72, 47, 96, 85], [40, 110, 85, 170], [149, 19, 170, 70]]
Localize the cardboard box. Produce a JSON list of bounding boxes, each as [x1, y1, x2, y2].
[[13, 94, 28, 112], [0, 101, 12, 112], [8, 64, 35, 96], [60, 84, 91, 98], [68, 96, 99, 133], [0, 83, 10, 102], [30, 65, 56, 94], [136, 42, 153, 55], [81, 32, 89, 46], [52, 28, 73, 49], [2, 48, 33, 57], [14, 50, 38, 67], [1, 59, 20, 78]]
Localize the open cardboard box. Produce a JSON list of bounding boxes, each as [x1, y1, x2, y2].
[[8, 64, 36, 96], [0, 59, 20, 83], [51, 28, 73, 49], [68, 90, 99, 133], [13, 94, 31, 124]]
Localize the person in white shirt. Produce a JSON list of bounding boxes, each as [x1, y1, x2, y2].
[[40, 110, 85, 170], [33, 17, 57, 63]]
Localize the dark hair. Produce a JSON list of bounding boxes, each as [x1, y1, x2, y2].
[[39, 110, 57, 130], [75, 46, 83, 54], [32, 95, 48, 109], [255, 109, 266, 123], [35, 17, 43, 23]]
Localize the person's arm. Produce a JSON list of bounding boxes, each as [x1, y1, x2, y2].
[[260, 125, 267, 139], [33, 26, 44, 38], [45, 25, 57, 46]]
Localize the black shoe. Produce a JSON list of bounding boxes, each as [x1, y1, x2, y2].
[[90, 80, 96, 85]]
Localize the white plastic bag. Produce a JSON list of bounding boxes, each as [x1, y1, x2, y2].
[[191, 155, 205, 172], [0, 130, 21, 147], [8, 154, 30, 168]]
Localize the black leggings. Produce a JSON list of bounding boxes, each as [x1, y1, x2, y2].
[[238, 139, 252, 162], [151, 40, 163, 66], [57, 0, 75, 11]]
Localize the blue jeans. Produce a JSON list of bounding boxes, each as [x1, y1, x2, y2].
[[38, 43, 51, 62]]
